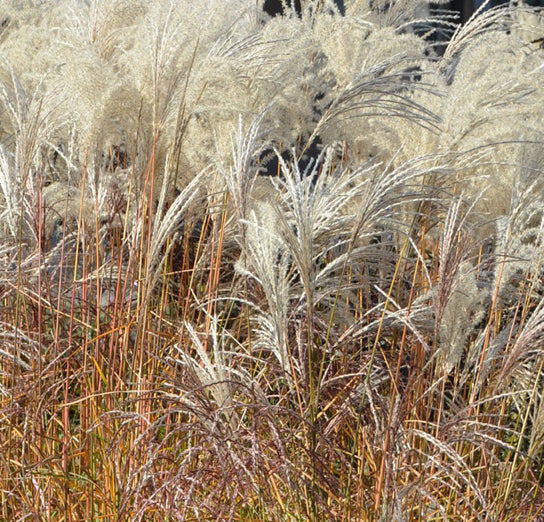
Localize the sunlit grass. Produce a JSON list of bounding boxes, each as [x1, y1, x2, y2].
[[1, 1, 544, 520]]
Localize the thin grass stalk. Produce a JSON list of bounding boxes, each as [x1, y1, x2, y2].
[[339, 237, 410, 520], [499, 355, 544, 515]]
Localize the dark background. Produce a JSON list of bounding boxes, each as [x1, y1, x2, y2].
[[262, 1, 543, 23]]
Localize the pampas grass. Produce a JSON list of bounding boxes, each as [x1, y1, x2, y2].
[[2, 0, 544, 520]]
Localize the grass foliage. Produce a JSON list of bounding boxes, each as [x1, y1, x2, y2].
[[2, 0, 544, 520]]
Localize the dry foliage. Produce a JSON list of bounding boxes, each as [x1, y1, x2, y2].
[[1, 1, 544, 520]]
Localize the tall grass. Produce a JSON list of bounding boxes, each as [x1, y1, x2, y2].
[[1, 0, 544, 520]]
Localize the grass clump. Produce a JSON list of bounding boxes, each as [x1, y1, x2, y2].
[[2, 0, 544, 520]]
